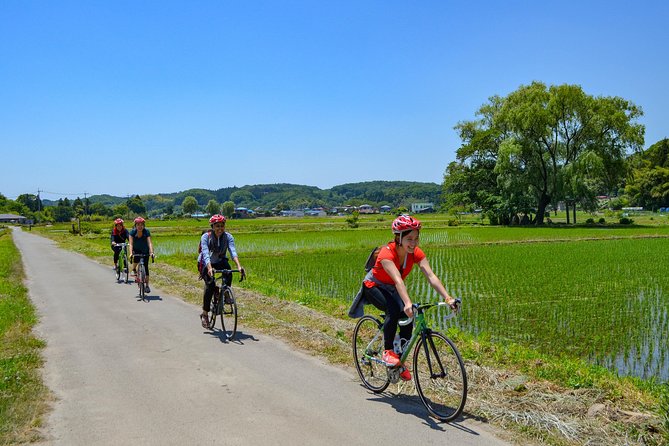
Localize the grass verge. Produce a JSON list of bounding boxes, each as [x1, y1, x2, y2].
[[0, 228, 49, 445]]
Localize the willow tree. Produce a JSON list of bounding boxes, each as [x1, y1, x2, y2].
[[446, 82, 644, 224]]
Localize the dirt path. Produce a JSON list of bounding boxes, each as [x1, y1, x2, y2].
[[13, 228, 510, 446]]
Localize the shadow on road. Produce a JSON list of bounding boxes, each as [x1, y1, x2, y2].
[[362, 387, 482, 434], [136, 294, 163, 302], [203, 328, 259, 344]]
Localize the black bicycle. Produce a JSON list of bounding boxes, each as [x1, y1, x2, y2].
[[133, 254, 154, 301], [208, 269, 244, 339]]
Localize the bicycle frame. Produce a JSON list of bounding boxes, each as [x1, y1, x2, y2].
[[362, 302, 455, 371]]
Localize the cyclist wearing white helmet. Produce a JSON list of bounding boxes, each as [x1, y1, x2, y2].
[[129, 216, 154, 292], [354, 215, 458, 381], [198, 214, 245, 328]]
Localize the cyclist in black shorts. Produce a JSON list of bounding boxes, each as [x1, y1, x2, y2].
[[129, 216, 154, 293]]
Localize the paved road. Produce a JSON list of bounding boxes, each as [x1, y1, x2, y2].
[[13, 228, 509, 446]]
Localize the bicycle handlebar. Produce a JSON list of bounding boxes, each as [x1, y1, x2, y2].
[[132, 253, 155, 263], [398, 299, 461, 326], [213, 269, 246, 282]]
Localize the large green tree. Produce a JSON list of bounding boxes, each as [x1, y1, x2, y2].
[[182, 196, 199, 215], [625, 138, 669, 210], [205, 199, 220, 216], [445, 82, 644, 224]]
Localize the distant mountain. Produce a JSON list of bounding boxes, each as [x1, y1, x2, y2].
[[81, 180, 441, 214]]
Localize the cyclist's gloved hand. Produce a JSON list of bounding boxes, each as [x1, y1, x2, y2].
[[239, 267, 246, 282]]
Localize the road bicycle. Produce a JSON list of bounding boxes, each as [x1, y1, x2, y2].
[[207, 269, 244, 339], [133, 254, 154, 301], [114, 242, 130, 283], [352, 300, 467, 422]]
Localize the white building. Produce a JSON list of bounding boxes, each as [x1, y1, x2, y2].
[[411, 203, 434, 213]]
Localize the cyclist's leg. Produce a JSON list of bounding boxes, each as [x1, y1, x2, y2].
[[222, 258, 232, 287], [132, 255, 138, 275], [203, 278, 216, 311], [380, 289, 404, 352], [112, 246, 121, 268], [144, 258, 150, 288]]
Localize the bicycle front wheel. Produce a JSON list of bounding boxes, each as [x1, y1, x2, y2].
[[352, 315, 389, 393], [413, 331, 467, 422], [123, 255, 129, 283], [220, 287, 237, 339], [138, 264, 146, 300]]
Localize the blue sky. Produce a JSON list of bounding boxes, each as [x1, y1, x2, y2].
[[1, 0, 667, 201]]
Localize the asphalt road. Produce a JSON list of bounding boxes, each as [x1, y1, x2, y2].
[[13, 228, 509, 446]]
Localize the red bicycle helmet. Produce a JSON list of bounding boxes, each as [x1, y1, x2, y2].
[[133, 217, 146, 224], [114, 218, 124, 225], [392, 215, 422, 233], [209, 214, 226, 225]]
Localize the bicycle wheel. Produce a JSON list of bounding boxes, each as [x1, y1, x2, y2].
[[352, 315, 389, 393], [123, 254, 129, 283], [413, 331, 467, 422], [138, 263, 146, 300], [209, 289, 220, 329], [220, 287, 237, 339]]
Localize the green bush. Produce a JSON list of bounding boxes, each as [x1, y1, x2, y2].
[[586, 218, 595, 224], [619, 217, 634, 225], [598, 218, 606, 224]]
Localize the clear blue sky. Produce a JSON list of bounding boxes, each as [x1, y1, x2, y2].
[[1, 0, 667, 201]]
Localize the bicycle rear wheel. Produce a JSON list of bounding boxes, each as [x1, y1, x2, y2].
[[352, 315, 389, 393], [413, 331, 467, 422], [220, 287, 237, 339]]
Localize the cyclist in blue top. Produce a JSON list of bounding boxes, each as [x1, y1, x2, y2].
[[198, 214, 244, 328], [129, 216, 154, 293]]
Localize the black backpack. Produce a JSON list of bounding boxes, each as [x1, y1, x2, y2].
[[364, 246, 382, 272]]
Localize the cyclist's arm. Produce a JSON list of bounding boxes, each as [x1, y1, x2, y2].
[[147, 235, 154, 256], [380, 258, 414, 318], [226, 233, 244, 273], [418, 257, 456, 306], [200, 233, 213, 276], [128, 235, 134, 257]]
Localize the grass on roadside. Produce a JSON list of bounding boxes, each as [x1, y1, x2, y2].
[[0, 229, 49, 445]]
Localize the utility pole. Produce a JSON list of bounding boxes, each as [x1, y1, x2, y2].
[[37, 189, 41, 212]]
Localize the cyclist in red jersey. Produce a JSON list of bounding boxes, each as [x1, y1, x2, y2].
[[353, 215, 458, 380], [110, 218, 129, 270]]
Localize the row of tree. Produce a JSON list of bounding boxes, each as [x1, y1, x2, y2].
[[442, 81, 666, 224], [2, 181, 441, 223]]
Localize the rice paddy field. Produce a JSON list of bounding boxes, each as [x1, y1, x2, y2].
[[49, 213, 669, 382]]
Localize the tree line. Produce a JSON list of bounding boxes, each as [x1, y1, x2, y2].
[[1, 181, 441, 222]]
